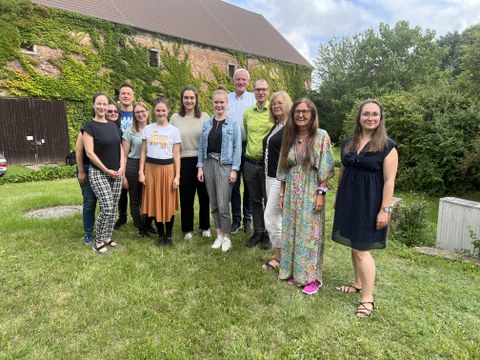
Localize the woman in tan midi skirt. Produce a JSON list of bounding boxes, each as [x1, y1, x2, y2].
[[139, 96, 181, 246]]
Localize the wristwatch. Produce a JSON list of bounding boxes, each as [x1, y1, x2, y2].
[[382, 207, 391, 213], [317, 187, 328, 195]]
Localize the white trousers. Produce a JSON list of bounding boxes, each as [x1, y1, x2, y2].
[[264, 176, 282, 247]]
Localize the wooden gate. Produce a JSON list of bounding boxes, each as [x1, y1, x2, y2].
[[0, 97, 70, 165]]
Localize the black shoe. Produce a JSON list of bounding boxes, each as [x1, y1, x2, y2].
[[138, 230, 151, 238], [158, 235, 166, 246], [260, 232, 272, 250], [243, 219, 252, 233], [114, 218, 127, 230], [231, 220, 241, 234], [146, 226, 158, 235], [246, 233, 262, 248], [164, 236, 173, 246]]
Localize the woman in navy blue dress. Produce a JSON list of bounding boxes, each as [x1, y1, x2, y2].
[[332, 99, 398, 318]]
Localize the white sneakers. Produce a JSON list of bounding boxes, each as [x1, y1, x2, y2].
[[211, 236, 224, 249], [221, 237, 232, 252], [185, 229, 211, 240], [211, 235, 232, 252]]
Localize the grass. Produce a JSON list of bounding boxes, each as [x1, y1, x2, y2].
[[1, 179, 479, 359]]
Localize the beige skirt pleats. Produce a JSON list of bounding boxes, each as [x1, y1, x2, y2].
[[141, 163, 178, 223]]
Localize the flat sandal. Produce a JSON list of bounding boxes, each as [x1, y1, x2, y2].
[[355, 301, 375, 318]]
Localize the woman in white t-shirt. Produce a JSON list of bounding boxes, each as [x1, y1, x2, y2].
[[139, 97, 181, 245]]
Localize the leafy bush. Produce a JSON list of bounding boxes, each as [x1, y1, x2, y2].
[[341, 85, 480, 196], [467, 226, 480, 258], [0, 164, 76, 184], [390, 197, 435, 247]]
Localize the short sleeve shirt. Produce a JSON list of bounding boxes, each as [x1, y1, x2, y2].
[[142, 123, 181, 159], [122, 126, 143, 159], [82, 120, 122, 170], [119, 109, 133, 132]]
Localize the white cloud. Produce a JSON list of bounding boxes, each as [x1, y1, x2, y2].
[[225, 0, 480, 63]]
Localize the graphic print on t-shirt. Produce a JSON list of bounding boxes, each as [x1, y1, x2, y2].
[[148, 130, 168, 149]]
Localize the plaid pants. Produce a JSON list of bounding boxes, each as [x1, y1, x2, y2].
[[88, 167, 122, 243]]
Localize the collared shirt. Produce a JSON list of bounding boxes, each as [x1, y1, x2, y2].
[[227, 91, 256, 141], [243, 102, 271, 160]]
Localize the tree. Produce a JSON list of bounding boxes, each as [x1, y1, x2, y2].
[[313, 20, 445, 141]]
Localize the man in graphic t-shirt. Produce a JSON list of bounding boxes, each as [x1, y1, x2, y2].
[[114, 83, 134, 230]]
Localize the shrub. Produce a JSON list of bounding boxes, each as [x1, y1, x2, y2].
[[0, 164, 76, 185], [390, 197, 435, 247]]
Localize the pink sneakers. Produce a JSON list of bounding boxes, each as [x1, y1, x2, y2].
[[302, 280, 320, 295]]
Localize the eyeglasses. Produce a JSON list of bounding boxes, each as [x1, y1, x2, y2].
[[272, 102, 284, 107], [107, 110, 119, 114], [294, 109, 310, 116], [361, 112, 381, 118], [254, 88, 269, 93], [134, 110, 147, 115]]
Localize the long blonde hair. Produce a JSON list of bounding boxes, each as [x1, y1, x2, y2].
[[132, 102, 151, 133], [269, 91, 293, 124]]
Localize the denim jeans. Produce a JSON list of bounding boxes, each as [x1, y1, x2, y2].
[[77, 164, 97, 237]]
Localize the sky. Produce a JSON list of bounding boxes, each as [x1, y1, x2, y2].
[[224, 0, 480, 65]]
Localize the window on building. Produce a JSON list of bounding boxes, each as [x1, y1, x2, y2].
[[228, 64, 236, 78], [149, 49, 159, 67], [19, 42, 37, 54]]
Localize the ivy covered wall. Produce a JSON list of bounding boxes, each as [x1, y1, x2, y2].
[[0, 0, 311, 149]]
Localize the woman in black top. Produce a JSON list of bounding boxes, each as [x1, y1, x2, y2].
[[261, 91, 292, 271], [83, 93, 124, 255], [332, 99, 398, 317]]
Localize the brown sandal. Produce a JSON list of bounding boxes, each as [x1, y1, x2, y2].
[[355, 301, 375, 318], [336, 284, 362, 293]]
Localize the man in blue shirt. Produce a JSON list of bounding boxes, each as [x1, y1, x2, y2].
[[114, 83, 134, 230]]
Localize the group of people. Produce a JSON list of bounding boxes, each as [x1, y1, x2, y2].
[[75, 69, 398, 318]]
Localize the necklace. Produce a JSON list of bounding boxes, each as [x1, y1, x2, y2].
[[297, 136, 306, 144]]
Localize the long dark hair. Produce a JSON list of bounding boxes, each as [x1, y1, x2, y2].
[[278, 98, 318, 171], [345, 99, 387, 154], [178, 86, 202, 118]]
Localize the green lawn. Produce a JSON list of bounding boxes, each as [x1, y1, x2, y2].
[[0, 179, 479, 359]]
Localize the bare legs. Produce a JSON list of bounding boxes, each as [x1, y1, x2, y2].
[[337, 249, 376, 317]]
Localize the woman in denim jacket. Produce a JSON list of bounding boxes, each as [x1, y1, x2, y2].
[[197, 89, 241, 252]]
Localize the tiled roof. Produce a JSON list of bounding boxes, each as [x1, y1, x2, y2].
[[33, 0, 311, 67]]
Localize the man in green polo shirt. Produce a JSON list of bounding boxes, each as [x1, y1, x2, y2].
[[243, 78, 272, 249]]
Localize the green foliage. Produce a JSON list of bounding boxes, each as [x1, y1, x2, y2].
[[0, 0, 35, 66], [318, 22, 480, 196], [314, 20, 445, 142], [467, 226, 480, 258], [0, 164, 75, 184], [0, 0, 309, 151], [391, 197, 434, 247]]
